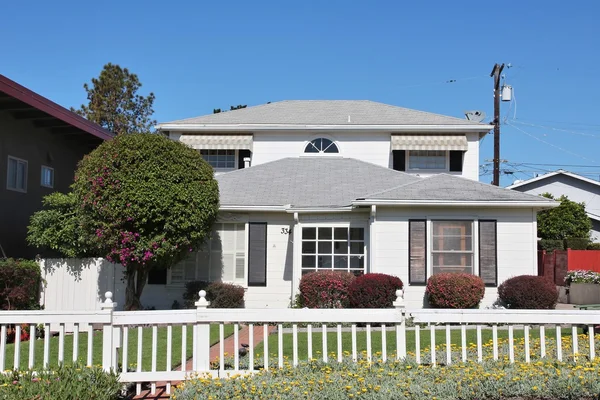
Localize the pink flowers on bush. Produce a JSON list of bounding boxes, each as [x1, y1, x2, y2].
[[426, 273, 485, 308], [298, 271, 356, 308]]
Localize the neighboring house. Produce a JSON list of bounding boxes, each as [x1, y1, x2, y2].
[[120, 100, 554, 310], [0, 74, 113, 258], [508, 170, 600, 242]]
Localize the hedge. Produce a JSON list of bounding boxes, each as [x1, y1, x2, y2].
[[426, 273, 485, 308], [183, 281, 245, 308], [298, 271, 356, 308], [538, 239, 564, 251], [0, 258, 41, 310], [348, 273, 403, 308], [498, 275, 558, 309]]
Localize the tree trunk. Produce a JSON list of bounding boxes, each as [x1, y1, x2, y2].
[[124, 265, 146, 311]]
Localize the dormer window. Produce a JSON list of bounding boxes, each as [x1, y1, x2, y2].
[[408, 150, 447, 170], [304, 138, 339, 154]]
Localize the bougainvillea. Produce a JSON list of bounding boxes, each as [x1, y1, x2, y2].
[[425, 273, 485, 309], [348, 273, 403, 308], [498, 275, 558, 309], [298, 271, 356, 308], [29, 134, 219, 310]]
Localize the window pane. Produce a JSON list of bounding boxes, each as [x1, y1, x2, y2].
[[349, 256, 364, 269], [302, 255, 316, 268], [349, 242, 364, 254], [408, 150, 446, 170], [303, 227, 316, 240], [318, 242, 332, 254], [349, 228, 364, 240], [334, 241, 348, 254], [318, 228, 332, 240], [7, 159, 17, 188], [302, 241, 316, 254], [317, 255, 331, 269], [334, 227, 347, 240], [304, 143, 319, 153], [323, 142, 339, 153], [333, 256, 348, 269]]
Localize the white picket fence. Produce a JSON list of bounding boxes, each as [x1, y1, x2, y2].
[[2, 290, 600, 396]]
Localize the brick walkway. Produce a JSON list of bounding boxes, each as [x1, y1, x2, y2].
[[133, 324, 274, 399]]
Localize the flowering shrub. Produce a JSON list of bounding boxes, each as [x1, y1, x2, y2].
[[183, 281, 245, 308], [0, 364, 120, 399], [565, 270, 600, 285], [348, 273, 403, 308], [498, 275, 558, 309], [425, 273, 485, 308], [298, 271, 356, 308], [0, 259, 41, 310]]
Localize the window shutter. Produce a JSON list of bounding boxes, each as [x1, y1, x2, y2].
[[238, 150, 251, 169], [479, 220, 497, 286], [449, 151, 463, 172], [409, 220, 427, 284], [392, 150, 406, 172], [248, 223, 267, 286]]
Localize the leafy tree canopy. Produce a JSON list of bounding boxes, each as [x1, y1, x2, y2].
[[72, 63, 156, 135], [28, 134, 220, 310], [537, 193, 591, 241]]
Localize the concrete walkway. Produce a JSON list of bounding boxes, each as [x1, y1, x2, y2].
[[133, 324, 274, 399]]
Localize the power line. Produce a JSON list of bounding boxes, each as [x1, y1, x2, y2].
[[511, 162, 600, 168], [395, 75, 488, 90], [509, 120, 600, 137], [505, 122, 597, 163]]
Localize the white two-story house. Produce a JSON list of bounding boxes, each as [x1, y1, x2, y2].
[[143, 100, 555, 309]]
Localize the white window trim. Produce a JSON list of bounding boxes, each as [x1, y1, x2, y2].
[[300, 223, 368, 274], [300, 135, 342, 157], [167, 222, 249, 287], [426, 218, 479, 278], [6, 156, 28, 193], [41, 165, 55, 188], [406, 150, 449, 172]]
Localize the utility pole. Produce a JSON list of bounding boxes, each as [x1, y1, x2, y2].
[[490, 63, 504, 186]]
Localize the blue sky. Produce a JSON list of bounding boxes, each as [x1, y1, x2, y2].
[[1, 0, 599, 186]]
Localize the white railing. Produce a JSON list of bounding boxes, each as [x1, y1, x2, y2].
[[2, 290, 600, 396]]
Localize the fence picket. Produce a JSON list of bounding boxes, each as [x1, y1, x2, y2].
[[461, 324, 467, 362], [58, 323, 65, 365], [589, 326, 595, 360], [181, 325, 187, 372], [248, 323, 254, 371], [279, 324, 284, 367], [321, 324, 327, 363], [263, 324, 269, 371], [556, 325, 562, 361], [0, 325, 5, 371], [540, 325, 546, 358], [381, 324, 387, 362], [85, 324, 92, 367], [430, 325, 436, 366], [72, 324, 78, 363], [524, 325, 530, 363], [166, 324, 172, 395], [336, 324, 342, 362], [446, 324, 451, 365], [122, 327, 129, 374], [366, 324, 372, 362], [234, 323, 240, 371], [307, 324, 312, 361], [572, 326, 578, 361], [415, 325, 421, 364], [477, 325, 482, 363], [151, 325, 157, 394], [136, 326, 142, 395], [29, 324, 36, 368], [219, 324, 224, 372], [14, 324, 21, 370], [351, 324, 357, 362], [492, 325, 498, 361], [293, 324, 298, 367], [508, 325, 514, 363]]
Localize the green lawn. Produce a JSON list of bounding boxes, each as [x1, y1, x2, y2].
[[254, 326, 581, 361], [3, 324, 235, 371]]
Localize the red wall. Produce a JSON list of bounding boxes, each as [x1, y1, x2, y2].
[[567, 250, 600, 272]]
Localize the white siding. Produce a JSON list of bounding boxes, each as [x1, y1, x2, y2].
[[372, 207, 537, 309]]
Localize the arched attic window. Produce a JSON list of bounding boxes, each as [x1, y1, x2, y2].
[[304, 138, 339, 154]]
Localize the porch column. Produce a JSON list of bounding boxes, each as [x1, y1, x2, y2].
[[369, 205, 376, 273], [291, 212, 301, 300]]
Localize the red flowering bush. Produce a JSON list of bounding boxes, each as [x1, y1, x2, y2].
[[426, 273, 485, 308], [498, 275, 558, 309], [348, 273, 403, 308], [0, 259, 41, 310], [6, 324, 30, 344], [298, 271, 356, 308]]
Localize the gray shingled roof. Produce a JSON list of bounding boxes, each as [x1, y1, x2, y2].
[[216, 159, 550, 209], [162, 100, 483, 126], [216, 158, 419, 208], [362, 174, 551, 202]]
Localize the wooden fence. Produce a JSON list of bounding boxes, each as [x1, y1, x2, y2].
[[2, 290, 600, 396], [539, 249, 600, 284]]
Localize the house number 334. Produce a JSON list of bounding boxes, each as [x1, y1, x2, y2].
[[281, 228, 292, 235]]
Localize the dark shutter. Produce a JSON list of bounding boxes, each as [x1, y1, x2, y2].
[[409, 220, 427, 285], [479, 220, 497, 286], [449, 151, 463, 172], [392, 150, 406, 171], [248, 223, 267, 286], [238, 150, 252, 169], [148, 268, 167, 285]]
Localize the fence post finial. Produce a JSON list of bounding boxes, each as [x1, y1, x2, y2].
[[393, 289, 405, 309], [102, 291, 116, 309], [195, 290, 210, 308]]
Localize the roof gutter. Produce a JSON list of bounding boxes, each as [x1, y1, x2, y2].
[[219, 205, 288, 212], [219, 205, 358, 213], [352, 200, 559, 209], [157, 123, 492, 133]]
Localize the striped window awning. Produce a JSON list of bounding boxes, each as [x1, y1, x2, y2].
[[391, 134, 468, 151], [179, 134, 253, 150]]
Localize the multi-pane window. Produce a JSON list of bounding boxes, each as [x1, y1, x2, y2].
[[170, 223, 246, 285], [7, 156, 27, 192], [304, 138, 339, 154], [301, 227, 365, 276], [408, 150, 446, 170], [431, 221, 473, 275], [41, 166, 54, 188], [199, 150, 236, 169]]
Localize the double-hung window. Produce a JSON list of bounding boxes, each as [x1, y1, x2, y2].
[[431, 220, 474, 275], [408, 150, 447, 170], [41, 166, 54, 188], [7, 156, 27, 192], [301, 227, 365, 276], [169, 223, 246, 285]]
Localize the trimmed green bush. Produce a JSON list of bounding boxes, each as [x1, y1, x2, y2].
[[348, 273, 403, 308], [426, 273, 485, 309], [564, 238, 591, 250], [183, 281, 244, 308], [0, 364, 121, 399], [0, 259, 41, 310], [298, 271, 356, 308], [498, 275, 558, 309], [538, 239, 564, 251], [587, 242, 600, 250]]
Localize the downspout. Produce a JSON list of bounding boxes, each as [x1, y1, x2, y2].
[[369, 205, 376, 273], [291, 212, 300, 303]]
